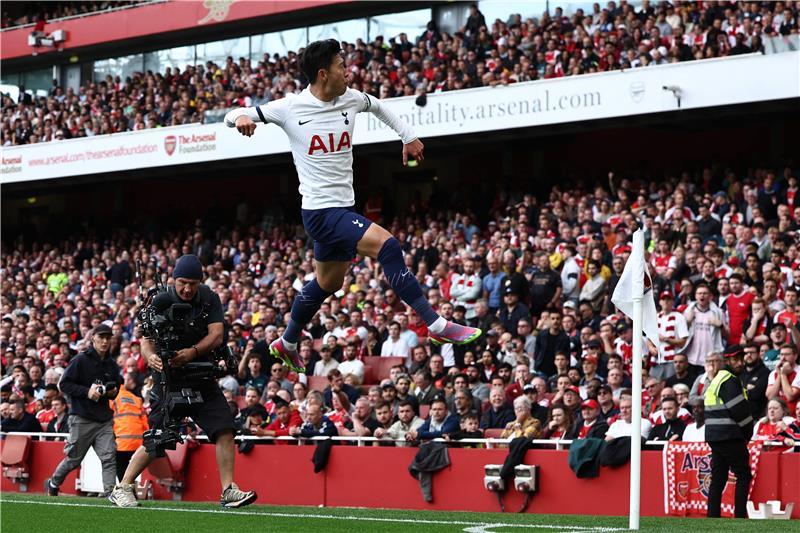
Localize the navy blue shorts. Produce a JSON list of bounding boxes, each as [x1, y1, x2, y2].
[[301, 206, 372, 262]]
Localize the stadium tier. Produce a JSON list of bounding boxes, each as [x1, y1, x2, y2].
[[1, 0, 799, 526]]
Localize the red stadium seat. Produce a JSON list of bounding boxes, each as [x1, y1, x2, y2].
[[419, 404, 430, 420], [483, 428, 505, 439], [375, 356, 405, 381], [307, 375, 329, 392], [1, 435, 31, 491], [362, 363, 377, 385]]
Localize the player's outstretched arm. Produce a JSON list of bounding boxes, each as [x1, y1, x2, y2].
[[361, 92, 422, 166], [224, 101, 286, 137], [224, 107, 258, 137]]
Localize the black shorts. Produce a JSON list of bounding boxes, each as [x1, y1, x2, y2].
[[148, 377, 234, 443]]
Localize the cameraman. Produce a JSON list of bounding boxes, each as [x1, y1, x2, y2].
[[110, 255, 256, 508], [44, 324, 121, 497]]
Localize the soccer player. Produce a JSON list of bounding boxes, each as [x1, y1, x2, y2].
[[225, 39, 481, 372]]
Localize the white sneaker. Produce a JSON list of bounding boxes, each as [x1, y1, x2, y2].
[[108, 483, 139, 508], [220, 482, 257, 508]]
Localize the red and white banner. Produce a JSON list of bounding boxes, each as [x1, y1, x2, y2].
[[662, 441, 762, 517]]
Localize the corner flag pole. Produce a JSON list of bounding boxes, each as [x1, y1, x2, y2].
[[630, 287, 643, 531], [611, 228, 658, 531]]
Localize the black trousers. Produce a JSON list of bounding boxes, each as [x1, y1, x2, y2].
[[707, 439, 751, 518], [116, 450, 135, 482]]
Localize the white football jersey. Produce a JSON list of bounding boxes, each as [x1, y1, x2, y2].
[[225, 88, 416, 209]]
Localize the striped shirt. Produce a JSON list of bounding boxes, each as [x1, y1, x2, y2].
[[653, 311, 689, 365]]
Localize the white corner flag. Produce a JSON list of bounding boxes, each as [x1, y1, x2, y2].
[[610, 228, 659, 531], [611, 229, 660, 351]]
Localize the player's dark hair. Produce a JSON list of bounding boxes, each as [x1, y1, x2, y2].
[[300, 39, 342, 84]]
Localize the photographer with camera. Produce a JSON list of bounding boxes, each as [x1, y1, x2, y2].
[[44, 324, 122, 497], [109, 255, 256, 509]]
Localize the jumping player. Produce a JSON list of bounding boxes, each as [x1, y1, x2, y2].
[[225, 39, 481, 372]]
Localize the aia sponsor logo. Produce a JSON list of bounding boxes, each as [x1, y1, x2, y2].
[[308, 132, 351, 155], [164, 135, 177, 156]]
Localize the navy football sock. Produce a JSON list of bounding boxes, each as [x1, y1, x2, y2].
[[284, 279, 332, 344], [377, 238, 441, 327]]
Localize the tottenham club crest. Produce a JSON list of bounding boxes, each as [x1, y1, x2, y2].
[[164, 135, 176, 156], [629, 82, 645, 103]]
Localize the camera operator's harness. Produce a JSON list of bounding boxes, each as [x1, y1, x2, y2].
[[135, 261, 237, 456]]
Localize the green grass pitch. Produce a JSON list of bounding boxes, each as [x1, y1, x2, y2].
[[0, 493, 785, 532]]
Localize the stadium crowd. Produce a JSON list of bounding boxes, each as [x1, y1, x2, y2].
[[1, 1, 150, 28], [2, 163, 800, 450], [3, 1, 798, 146]]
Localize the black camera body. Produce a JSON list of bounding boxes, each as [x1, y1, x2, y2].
[[135, 262, 239, 456]]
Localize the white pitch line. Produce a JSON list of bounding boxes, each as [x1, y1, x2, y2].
[[1, 499, 626, 532]]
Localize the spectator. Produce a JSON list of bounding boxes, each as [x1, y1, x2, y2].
[[268, 363, 294, 394], [530, 251, 562, 317], [765, 344, 800, 413], [1, 398, 41, 432], [665, 353, 698, 390], [370, 401, 395, 446], [690, 352, 724, 405], [374, 400, 423, 446], [751, 398, 794, 443], [47, 395, 70, 433], [683, 284, 729, 373], [406, 397, 459, 441], [542, 403, 573, 439], [605, 397, 653, 441], [682, 399, 706, 442], [523, 383, 548, 425], [567, 399, 609, 439], [381, 321, 410, 358], [326, 391, 352, 431], [499, 283, 529, 332], [338, 342, 365, 385], [259, 400, 302, 442], [652, 291, 689, 380], [480, 387, 514, 430], [596, 384, 619, 421], [724, 274, 754, 345], [323, 369, 360, 408], [500, 395, 542, 439], [290, 402, 338, 438], [238, 352, 268, 395], [648, 397, 686, 441], [313, 345, 339, 377], [450, 258, 481, 322], [534, 310, 571, 378], [482, 258, 506, 314], [443, 413, 483, 446], [340, 397, 380, 437], [740, 343, 770, 419]]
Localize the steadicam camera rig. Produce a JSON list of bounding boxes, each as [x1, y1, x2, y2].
[[135, 260, 237, 456]]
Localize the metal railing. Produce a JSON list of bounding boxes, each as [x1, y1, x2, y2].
[[0, 431, 663, 450], [3, 431, 795, 451], [0, 1, 166, 32]]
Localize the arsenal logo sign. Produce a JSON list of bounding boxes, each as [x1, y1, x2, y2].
[[164, 135, 176, 156]]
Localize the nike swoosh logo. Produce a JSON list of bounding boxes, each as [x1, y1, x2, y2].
[[298, 120, 312, 125]]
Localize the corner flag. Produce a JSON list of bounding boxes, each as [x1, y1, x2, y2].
[[610, 228, 658, 530], [611, 229, 660, 352]]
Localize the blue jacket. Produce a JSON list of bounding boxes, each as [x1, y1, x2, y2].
[[299, 415, 339, 438], [417, 414, 460, 440]]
